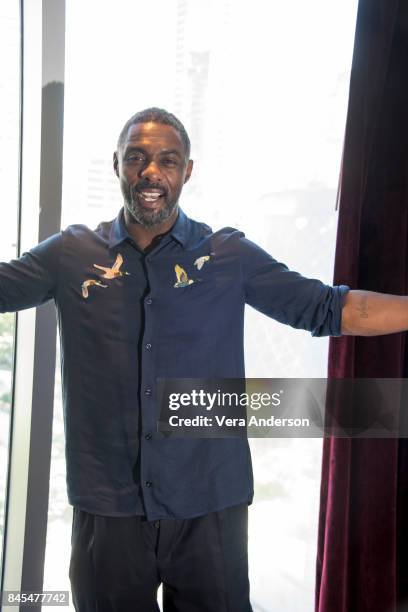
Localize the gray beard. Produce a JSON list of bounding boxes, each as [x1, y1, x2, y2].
[[125, 193, 178, 228]]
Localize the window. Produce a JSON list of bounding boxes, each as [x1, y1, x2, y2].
[[0, 1, 20, 578], [44, 1, 358, 609]]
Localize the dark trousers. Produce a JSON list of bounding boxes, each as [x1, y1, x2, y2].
[[69, 503, 253, 612]]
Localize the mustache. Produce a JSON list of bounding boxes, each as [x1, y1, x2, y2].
[[132, 181, 167, 195]]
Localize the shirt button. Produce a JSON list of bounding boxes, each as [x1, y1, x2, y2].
[[145, 388, 152, 396], [145, 480, 152, 488], [145, 343, 152, 350], [146, 297, 152, 305], [145, 433, 152, 440]]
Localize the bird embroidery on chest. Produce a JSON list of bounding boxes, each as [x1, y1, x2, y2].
[[173, 253, 214, 289], [81, 279, 108, 299], [81, 253, 130, 299], [194, 255, 210, 270], [93, 253, 130, 279], [174, 264, 194, 288]]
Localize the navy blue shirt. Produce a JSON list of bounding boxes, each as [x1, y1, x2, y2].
[[0, 208, 349, 519]]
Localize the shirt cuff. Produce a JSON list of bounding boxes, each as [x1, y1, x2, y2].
[[311, 284, 350, 338]]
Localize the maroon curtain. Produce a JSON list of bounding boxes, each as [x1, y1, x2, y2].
[[316, 2, 408, 611]]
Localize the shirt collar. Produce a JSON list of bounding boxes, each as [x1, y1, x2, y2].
[[108, 206, 190, 249], [108, 208, 129, 248], [169, 207, 190, 247]]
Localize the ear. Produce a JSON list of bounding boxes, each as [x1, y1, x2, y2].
[[184, 159, 193, 184], [113, 151, 119, 177]]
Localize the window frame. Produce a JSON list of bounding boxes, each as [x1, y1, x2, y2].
[[0, 0, 65, 603]]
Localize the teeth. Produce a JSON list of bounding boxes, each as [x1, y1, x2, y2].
[[140, 191, 163, 197]]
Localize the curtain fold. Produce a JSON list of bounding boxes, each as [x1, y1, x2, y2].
[[316, 1, 408, 610]]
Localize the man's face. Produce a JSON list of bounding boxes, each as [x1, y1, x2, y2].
[[114, 122, 193, 227]]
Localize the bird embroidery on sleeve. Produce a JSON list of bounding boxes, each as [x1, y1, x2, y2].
[[174, 264, 194, 288]]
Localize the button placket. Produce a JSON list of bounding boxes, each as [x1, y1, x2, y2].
[[139, 256, 157, 515]]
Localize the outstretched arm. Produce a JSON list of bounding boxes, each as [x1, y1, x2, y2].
[[0, 233, 61, 313], [341, 290, 408, 336]]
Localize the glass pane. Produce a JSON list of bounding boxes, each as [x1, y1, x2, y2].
[[44, 1, 358, 610], [0, 2, 20, 577]]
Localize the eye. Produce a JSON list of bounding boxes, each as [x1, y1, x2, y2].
[[126, 153, 145, 163], [162, 158, 178, 167]]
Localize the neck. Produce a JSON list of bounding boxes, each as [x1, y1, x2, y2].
[[123, 206, 179, 251]]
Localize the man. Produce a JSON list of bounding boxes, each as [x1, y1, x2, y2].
[[1, 108, 408, 611]]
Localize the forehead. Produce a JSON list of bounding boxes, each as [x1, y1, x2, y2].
[[122, 122, 185, 153]]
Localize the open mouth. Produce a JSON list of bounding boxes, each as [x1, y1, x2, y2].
[[137, 189, 165, 206]]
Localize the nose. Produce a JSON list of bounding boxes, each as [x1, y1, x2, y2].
[[140, 160, 161, 181]]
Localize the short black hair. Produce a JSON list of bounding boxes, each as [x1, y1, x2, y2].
[[117, 107, 191, 160]]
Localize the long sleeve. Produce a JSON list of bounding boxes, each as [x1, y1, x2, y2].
[[238, 234, 349, 337], [0, 232, 62, 313]]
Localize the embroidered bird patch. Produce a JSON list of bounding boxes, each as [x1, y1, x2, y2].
[[174, 264, 194, 288], [194, 255, 211, 270], [93, 253, 130, 279], [81, 279, 108, 299], [81, 253, 129, 299]]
